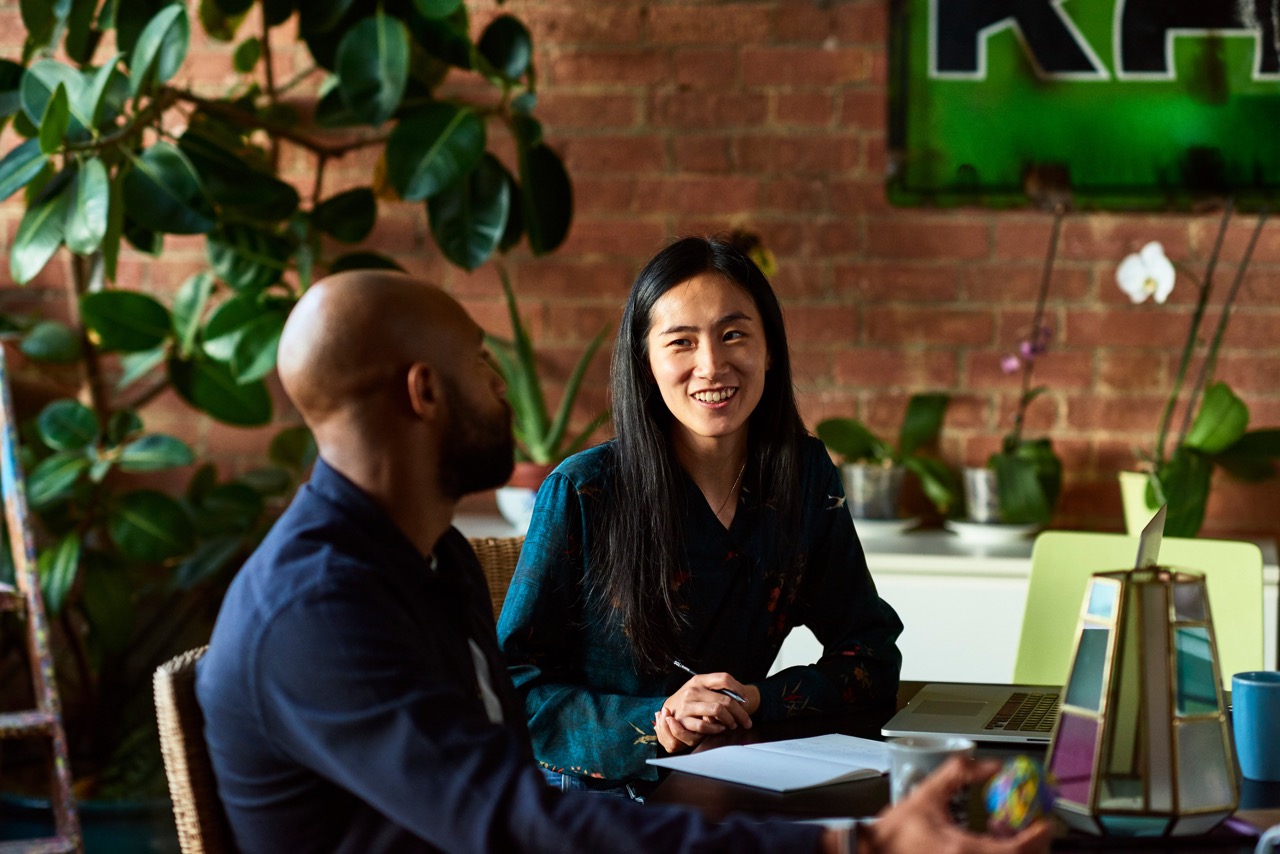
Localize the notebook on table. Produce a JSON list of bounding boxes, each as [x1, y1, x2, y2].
[[880, 507, 1167, 745]]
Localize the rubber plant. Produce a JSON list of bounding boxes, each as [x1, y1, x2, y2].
[[0, 0, 572, 801]]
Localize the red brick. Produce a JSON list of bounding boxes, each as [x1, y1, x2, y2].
[[866, 219, 989, 261], [969, 349, 1093, 392], [572, 177, 638, 214], [1064, 392, 1174, 432], [1099, 351, 1176, 393], [651, 91, 768, 129], [537, 93, 641, 129], [516, 260, 635, 300], [672, 136, 733, 173], [1215, 354, 1280, 395], [770, 260, 831, 300], [647, 5, 772, 45], [832, 347, 958, 388], [811, 220, 862, 257], [774, 91, 836, 127], [518, 4, 647, 46], [864, 306, 993, 346], [839, 90, 886, 132], [543, 304, 619, 341], [830, 178, 892, 215], [961, 264, 1092, 303], [636, 176, 761, 215], [761, 178, 828, 213], [671, 48, 739, 89], [737, 135, 859, 176], [1063, 309, 1191, 349], [780, 304, 858, 346], [560, 135, 665, 173], [741, 47, 874, 87], [559, 219, 667, 258], [835, 263, 959, 303], [1059, 217, 1193, 263], [547, 49, 670, 86]]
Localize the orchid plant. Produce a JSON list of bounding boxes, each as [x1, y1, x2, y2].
[[1119, 206, 1280, 537], [986, 214, 1065, 526]]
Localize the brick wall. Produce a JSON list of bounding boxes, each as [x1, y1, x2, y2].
[[3, 0, 1278, 538]]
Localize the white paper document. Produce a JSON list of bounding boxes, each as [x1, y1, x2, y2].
[[646, 734, 890, 792]]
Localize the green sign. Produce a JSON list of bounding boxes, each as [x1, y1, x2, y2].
[[888, 0, 1280, 210]]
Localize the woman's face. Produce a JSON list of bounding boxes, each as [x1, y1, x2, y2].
[[645, 272, 769, 450]]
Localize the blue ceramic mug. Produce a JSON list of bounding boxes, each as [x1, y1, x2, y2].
[[1232, 671, 1280, 781]]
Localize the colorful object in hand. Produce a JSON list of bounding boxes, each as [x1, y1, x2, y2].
[[985, 756, 1056, 835]]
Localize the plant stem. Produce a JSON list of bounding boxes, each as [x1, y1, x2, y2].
[[1009, 205, 1063, 448], [1175, 207, 1269, 446], [67, 254, 111, 430], [1154, 200, 1232, 467]]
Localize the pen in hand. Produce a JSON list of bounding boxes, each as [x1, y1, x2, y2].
[[671, 659, 747, 704]]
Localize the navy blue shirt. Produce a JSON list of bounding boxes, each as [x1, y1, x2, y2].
[[197, 459, 821, 853]]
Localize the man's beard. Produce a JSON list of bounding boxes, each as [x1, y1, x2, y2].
[[438, 379, 515, 499]]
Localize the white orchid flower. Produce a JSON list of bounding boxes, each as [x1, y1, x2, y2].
[[1116, 241, 1175, 304]]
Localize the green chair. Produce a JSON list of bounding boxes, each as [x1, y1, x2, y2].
[[1014, 532, 1264, 688]]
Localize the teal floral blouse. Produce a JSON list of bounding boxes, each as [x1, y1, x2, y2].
[[495, 436, 903, 785]]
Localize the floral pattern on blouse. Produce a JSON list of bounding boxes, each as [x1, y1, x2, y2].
[[496, 436, 903, 784]]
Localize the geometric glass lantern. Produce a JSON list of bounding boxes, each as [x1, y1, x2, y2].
[[1046, 568, 1238, 836]]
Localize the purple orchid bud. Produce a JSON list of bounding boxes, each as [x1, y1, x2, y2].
[[1001, 353, 1021, 374]]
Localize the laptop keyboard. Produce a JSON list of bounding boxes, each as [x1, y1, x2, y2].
[[984, 692, 1060, 733]]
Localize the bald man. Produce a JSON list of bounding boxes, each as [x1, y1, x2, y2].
[[196, 271, 1050, 854]]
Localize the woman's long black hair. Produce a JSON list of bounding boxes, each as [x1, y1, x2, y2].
[[587, 236, 808, 673]]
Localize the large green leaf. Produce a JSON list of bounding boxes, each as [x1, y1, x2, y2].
[[20, 60, 86, 129], [477, 15, 532, 81], [385, 103, 484, 201], [989, 452, 1051, 526], [190, 482, 262, 536], [79, 54, 125, 128], [168, 355, 272, 426], [1215, 428, 1280, 483], [199, 0, 248, 41], [313, 187, 377, 242], [37, 533, 81, 617], [80, 559, 134, 654], [815, 418, 887, 464], [101, 166, 126, 281], [20, 320, 81, 363], [80, 290, 171, 352], [108, 489, 196, 562], [328, 251, 405, 273], [408, 7, 473, 70], [299, 0, 357, 35], [171, 271, 214, 357], [898, 392, 949, 458], [0, 138, 50, 202], [202, 294, 260, 361], [117, 347, 166, 390], [38, 399, 99, 451], [335, 11, 409, 126], [427, 152, 509, 270], [118, 434, 195, 471], [65, 156, 110, 254], [64, 0, 103, 65], [206, 225, 291, 290], [179, 128, 299, 222], [174, 535, 245, 589], [128, 4, 189, 96], [20, 0, 61, 52], [902, 455, 958, 515], [27, 451, 90, 510], [1185, 381, 1249, 455], [230, 311, 286, 383], [517, 136, 572, 255], [269, 425, 317, 473], [38, 83, 70, 155], [114, 0, 172, 57], [122, 143, 215, 234], [0, 59, 24, 121], [1154, 447, 1214, 538], [262, 0, 294, 26], [413, 0, 463, 19], [10, 173, 72, 285]]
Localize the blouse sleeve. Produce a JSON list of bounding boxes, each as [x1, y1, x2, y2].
[[752, 447, 904, 720], [496, 470, 665, 782]]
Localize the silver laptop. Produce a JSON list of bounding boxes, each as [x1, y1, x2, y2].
[[881, 507, 1167, 745]]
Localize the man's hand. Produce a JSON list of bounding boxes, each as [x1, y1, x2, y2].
[[861, 756, 1053, 854]]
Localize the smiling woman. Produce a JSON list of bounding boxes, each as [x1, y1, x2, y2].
[[496, 236, 904, 797]]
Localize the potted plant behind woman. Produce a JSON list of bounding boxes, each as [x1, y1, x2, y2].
[[486, 269, 609, 532], [816, 392, 957, 532]]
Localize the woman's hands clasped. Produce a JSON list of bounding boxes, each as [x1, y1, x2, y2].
[[654, 672, 759, 754]]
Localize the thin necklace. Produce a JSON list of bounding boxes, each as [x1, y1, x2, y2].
[[715, 462, 747, 517]]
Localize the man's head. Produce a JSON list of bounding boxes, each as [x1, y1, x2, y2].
[[279, 270, 514, 500]]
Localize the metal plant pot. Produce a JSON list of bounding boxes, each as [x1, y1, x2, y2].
[[840, 462, 905, 520], [962, 466, 1002, 523]]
